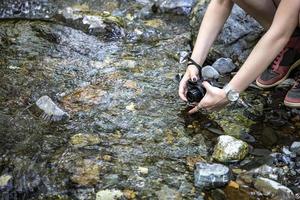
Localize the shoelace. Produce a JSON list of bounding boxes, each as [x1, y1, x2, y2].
[[294, 79, 300, 89], [271, 48, 288, 72]]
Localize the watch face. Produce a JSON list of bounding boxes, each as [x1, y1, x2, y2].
[[228, 90, 239, 102]]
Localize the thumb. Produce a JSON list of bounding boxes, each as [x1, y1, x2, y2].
[[202, 81, 213, 91]]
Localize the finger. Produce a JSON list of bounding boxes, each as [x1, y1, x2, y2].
[[189, 66, 199, 82], [179, 75, 189, 101], [188, 105, 200, 114], [202, 81, 213, 90]]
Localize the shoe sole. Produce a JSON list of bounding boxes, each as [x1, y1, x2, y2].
[[284, 101, 300, 108], [256, 58, 300, 88]]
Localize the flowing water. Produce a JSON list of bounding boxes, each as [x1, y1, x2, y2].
[[0, 1, 300, 200]]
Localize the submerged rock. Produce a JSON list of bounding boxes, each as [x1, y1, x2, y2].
[[194, 162, 231, 190], [212, 135, 249, 163], [70, 159, 101, 186], [212, 58, 236, 74], [254, 177, 295, 200], [156, 185, 182, 200], [70, 133, 101, 148], [0, 174, 12, 189], [96, 189, 123, 200], [35, 95, 69, 122]]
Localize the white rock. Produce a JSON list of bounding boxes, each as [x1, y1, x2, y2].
[[212, 135, 249, 163], [96, 189, 123, 200], [0, 174, 12, 188]]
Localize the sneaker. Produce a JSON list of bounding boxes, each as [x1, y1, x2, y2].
[[284, 80, 300, 108], [256, 28, 300, 88]]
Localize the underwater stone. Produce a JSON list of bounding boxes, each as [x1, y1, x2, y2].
[[201, 65, 220, 80], [254, 177, 295, 200], [70, 159, 101, 186], [212, 135, 249, 163], [0, 174, 12, 189], [212, 58, 236, 74], [96, 189, 123, 200], [70, 133, 101, 148], [155, 185, 182, 200], [35, 95, 69, 122], [194, 162, 231, 189]]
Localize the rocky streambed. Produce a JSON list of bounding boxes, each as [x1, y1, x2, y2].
[[0, 0, 300, 200]]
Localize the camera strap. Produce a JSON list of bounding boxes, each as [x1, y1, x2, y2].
[[186, 57, 202, 72]]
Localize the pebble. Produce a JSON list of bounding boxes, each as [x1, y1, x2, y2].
[[194, 162, 231, 189], [291, 142, 300, 156]]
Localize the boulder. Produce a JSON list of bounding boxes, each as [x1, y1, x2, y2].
[[212, 135, 249, 163], [156, 185, 182, 200], [190, 2, 263, 65], [154, 0, 197, 15]]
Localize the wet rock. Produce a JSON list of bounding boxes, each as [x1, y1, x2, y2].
[[282, 146, 296, 158], [154, 0, 196, 15], [212, 135, 249, 163], [250, 148, 271, 157], [261, 126, 278, 146], [70, 133, 101, 148], [137, 167, 149, 175], [254, 177, 295, 200], [194, 162, 231, 189], [291, 142, 300, 156], [96, 189, 123, 200], [237, 164, 284, 185], [201, 65, 220, 80], [0, 0, 55, 19], [210, 189, 226, 200], [35, 95, 69, 121], [54, 6, 125, 39], [191, 3, 263, 65], [155, 185, 182, 200], [212, 58, 236, 74], [70, 159, 101, 186], [0, 174, 12, 189]]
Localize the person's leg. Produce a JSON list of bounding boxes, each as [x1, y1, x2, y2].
[[231, 0, 277, 29]]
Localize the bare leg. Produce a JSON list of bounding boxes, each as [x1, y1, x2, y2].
[[231, 0, 277, 29], [233, 0, 300, 31]]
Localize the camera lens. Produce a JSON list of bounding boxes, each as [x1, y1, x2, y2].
[[187, 88, 204, 103]]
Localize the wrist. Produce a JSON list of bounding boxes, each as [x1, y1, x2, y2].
[[223, 83, 240, 102]]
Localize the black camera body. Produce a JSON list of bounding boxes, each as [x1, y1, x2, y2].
[[186, 79, 206, 103]]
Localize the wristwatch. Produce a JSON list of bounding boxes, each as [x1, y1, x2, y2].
[[223, 84, 240, 102]]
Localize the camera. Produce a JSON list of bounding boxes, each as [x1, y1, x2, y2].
[[186, 79, 206, 103]]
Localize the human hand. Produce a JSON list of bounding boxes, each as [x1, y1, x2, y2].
[[178, 65, 200, 102], [188, 81, 229, 114]]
